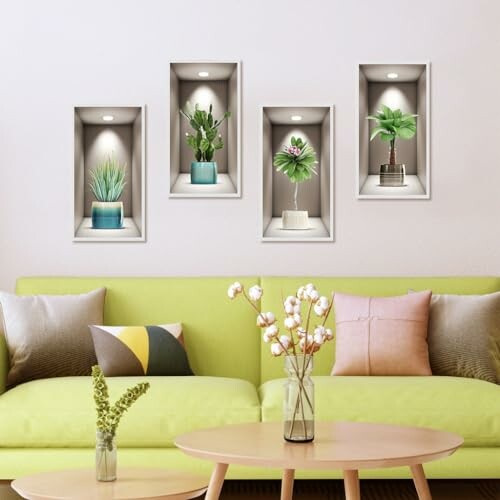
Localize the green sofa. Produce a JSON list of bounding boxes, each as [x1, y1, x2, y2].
[[0, 276, 499, 480]]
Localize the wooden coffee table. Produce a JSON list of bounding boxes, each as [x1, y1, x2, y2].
[[11, 468, 208, 500], [175, 421, 463, 500]]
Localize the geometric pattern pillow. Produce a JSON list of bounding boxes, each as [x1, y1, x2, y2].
[[89, 323, 193, 376]]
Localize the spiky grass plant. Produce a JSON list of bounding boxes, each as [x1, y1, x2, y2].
[[89, 155, 127, 202]]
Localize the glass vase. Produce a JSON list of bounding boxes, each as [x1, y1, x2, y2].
[[283, 354, 314, 443], [96, 430, 117, 482]]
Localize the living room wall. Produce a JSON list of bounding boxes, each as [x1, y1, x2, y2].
[[0, 0, 499, 291]]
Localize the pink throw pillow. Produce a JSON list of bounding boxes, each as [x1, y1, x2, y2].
[[331, 291, 432, 376]]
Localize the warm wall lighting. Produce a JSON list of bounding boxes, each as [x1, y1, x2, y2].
[[102, 115, 114, 122], [291, 115, 303, 121], [387, 72, 399, 79], [198, 71, 209, 77]]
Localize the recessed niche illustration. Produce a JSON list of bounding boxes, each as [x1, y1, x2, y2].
[[262, 106, 334, 241], [169, 62, 240, 197], [74, 106, 145, 241], [357, 63, 430, 198]]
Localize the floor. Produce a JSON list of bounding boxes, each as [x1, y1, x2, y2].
[[359, 175, 426, 197], [2, 479, 498, 499], [170, 173, 237, 195], [263, 217, 331, 240]]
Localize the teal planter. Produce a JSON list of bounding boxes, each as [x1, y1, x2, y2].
[[190, 162, 217, 184], [91, 201, 124, 229]]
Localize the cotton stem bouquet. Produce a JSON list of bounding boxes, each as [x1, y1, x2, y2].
[[228, 282, 334, 440]]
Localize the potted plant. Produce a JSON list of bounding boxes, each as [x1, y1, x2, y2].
[[89, 154, 127, 229], [180, 103, 231, 185], [367, 105, 417, 186], [273, 136, 317, 230]]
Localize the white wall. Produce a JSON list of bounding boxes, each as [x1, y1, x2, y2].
[[1, 0, 500, 292]]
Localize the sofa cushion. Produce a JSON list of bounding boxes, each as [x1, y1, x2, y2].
[[259, 376, 500, 447], [90, 324, 193, 376], [0, 376, 260, 448], [332, 291, 432, 376]]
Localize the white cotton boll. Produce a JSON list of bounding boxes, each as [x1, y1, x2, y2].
[[227, 286, 236, 299], [284, 303, 294, 315], [257, 315, 267, 327], [271, 343, 284, 356], [318, 296, 329, 309], [314, 333, 325, 345], [284, 317, 297, 329], [248, 285, 263, 302], [314, 303, 326, 316], [293, 313, 302, 325], [265, 324, 279, 337], [279, 335, 291, 349], [265, 312, 276, 325], [325, 328, 333, 340], [314, 325, 326, 336], [263, 332, 272, 343], [293, 304, 301, 314], [299, 335, 314, 352], [308, 290, 320, 303], [305, 283, 315, 292], [285, 295, 296, 305], [297, 287, 306, 300], [296, 328, 306, 338], [233, 282, 242, 292]]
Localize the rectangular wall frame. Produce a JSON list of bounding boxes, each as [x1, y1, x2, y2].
[[261, 106, 334, 242], [74, 106, 145, 241], [357, 62, 430, 199], [169, 61, 241, 197]]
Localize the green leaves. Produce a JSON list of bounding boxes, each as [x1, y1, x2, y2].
[[274, 137, 318, 184], [89, 154, 126, 202], [367, 105, 417, 145], [180, 102, 231, 161]]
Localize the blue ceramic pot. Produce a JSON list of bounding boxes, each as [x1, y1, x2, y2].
[[91, 201, 124, 229], [190, 162, 217, 184]]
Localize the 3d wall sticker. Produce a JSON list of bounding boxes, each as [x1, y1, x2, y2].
[[170, 62, 241, 197], [261, 106, 334, 242], [357, 63, 430, 199], [73, 106, 145, 241]]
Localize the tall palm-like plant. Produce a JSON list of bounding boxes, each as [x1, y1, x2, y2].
[[367, 105, 417, 165]]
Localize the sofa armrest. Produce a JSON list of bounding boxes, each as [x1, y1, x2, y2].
[[0, 327, 8, 394]]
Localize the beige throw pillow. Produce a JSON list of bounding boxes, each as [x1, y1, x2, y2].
[[428, 292, 500, 384], [332, 291, 432, 376], [0, 288, 106, 387]]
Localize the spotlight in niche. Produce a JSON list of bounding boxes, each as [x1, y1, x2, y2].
[[198, 71, 209, 78], [291, 115, 303, 121], [387, 72, 399, 79], [102, 115, 114, 122]]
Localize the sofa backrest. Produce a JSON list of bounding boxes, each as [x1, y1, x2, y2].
[[15, 277, 262, 386], [259, 277, 500, 382], [12, 276, 500, 387]]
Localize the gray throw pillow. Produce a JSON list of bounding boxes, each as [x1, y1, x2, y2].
[[428, 292, 500, 384], [0, 288, 106, 387]]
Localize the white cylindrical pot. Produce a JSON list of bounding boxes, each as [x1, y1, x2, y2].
[[282, 210, 309, 230]]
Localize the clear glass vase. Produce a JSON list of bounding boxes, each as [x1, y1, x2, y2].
[[283, 354, 314, 443], [96, 430, 117, 481]]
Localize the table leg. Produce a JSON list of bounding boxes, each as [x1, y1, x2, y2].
[[343, 469, 360, 500], [205, 462, 229, 500], [280, 468, 295, 500], [411, 464, 432, 500]]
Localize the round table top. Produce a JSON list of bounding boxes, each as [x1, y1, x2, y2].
[[11, 468, 208, 500], [175, 421, 463, 470]]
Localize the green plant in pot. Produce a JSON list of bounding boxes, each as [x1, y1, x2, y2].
[[367, 105, 417, 186], [180, 102, 231, 185], [89, 154, 126, 229], [273, 136, 317, 230]]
